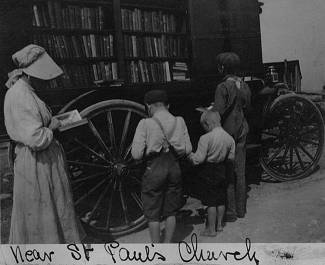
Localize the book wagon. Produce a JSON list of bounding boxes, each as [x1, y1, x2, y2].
[[1, 0, 324, 239]]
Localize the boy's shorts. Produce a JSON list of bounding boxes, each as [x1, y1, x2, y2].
[[141, 152, 182, 222]]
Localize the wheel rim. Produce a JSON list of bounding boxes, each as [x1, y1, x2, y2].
[[63, 100, 147, 237], [260, 95, 324, 181]]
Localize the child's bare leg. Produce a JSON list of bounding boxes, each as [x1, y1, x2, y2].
[[217, 205, 225, 231], [201, 207, 217, 236], [163, 215, 176, 243], [148, 221, 160, 243]]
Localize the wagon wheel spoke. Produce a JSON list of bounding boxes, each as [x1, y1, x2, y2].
[[280, 144, 290, 170], [67, 160, 110, 169], [85, 178, 113, 225], [299, 127, 319, 136], [293, 146, 305, 170], [299, 138, 319, 145], [107, 111, 117, 154], [88, 120, 114, 161], [119, 111, 131, 156], [106, 177, 117, 230], [73, 138, 110, 164], [131, 192, 143, 210], [128, 174, 142, 185], [67, 146, 83, 155], [123, 143, 132, 160], [266, 144, 285, 165], [262, 131, 280, 138], [289, 145, 294, 171], [119, 182, 130, 224], [75, 178, 108, 206], [73, 182, 85, 192], [297, 143, 314, 161], [72, 171, 107, 184], [128, 159, 146, 169]]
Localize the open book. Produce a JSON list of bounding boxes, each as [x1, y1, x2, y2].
[[53, 110, 88, 132], [195, 103, 214, 113]]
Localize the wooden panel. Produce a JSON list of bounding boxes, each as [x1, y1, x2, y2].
[[0, 0, 32, 138], [191, 38, 226, 77], [189, 0, 263, 79], [189, 0, 222, 35]]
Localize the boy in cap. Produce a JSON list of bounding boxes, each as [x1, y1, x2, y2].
[[189, 111, 235, 236], [212, 52, 251, 221], [131, 89, 192, 243]]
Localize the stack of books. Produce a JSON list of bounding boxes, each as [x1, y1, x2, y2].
[[172, 62, 189, 81]]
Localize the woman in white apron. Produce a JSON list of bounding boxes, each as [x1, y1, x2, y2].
[[4, 44, 84, 243]]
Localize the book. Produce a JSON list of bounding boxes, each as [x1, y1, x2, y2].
[[33, 5, 41, 27], [53, 110, 88, 132]]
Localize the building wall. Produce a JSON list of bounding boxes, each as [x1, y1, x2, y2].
[[260, 0, 325, 92]]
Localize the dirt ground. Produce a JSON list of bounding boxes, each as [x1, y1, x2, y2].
[[1, 141, 325, 244], [116, 159, 325, 243]]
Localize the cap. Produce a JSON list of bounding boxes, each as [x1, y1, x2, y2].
[[144, 90, 168, 105]]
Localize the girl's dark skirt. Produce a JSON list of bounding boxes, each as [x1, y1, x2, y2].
[[196, 162, 227, 207]]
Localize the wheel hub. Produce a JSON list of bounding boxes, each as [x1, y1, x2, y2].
[[114, 163, 129, 177]]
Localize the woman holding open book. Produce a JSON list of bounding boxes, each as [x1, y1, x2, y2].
[[4, 44, 84, 243]]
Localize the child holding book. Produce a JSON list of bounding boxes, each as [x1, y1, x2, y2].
[[189, 110, 235, 236]]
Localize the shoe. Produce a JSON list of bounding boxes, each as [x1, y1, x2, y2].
[[224, 215, 237, 222]]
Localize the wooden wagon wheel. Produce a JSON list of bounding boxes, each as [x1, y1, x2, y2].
[[260, 94, 324, 181], [8, 99, 148, 238], [60, 99, 148, 238]]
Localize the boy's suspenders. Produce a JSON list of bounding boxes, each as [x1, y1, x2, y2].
[[151, 116, 183, 160], [151, 116, 178, 151]]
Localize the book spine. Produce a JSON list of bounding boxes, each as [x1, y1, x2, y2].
[[33, 5, 41, 27], [90, 34, 97, 57], [112, 62, 118, 80], [47, 1, 56, 28], [109, 34, 114, 57]]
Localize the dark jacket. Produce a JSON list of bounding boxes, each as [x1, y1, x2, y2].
[[213, 75, 251, 141]]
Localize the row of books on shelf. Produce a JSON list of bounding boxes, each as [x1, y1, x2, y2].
[[126, 61, 189, 83], [46, 62, 119, 88], [121, 8, 185, 33], [124, 35, 188, 58], [33, 34, 114, 59], [33, 3, 111, 30]]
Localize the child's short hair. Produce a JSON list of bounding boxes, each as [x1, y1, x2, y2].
[[144, 90, 168, 105], [216, 52, 241, 74], [200, 111, 221, 129]]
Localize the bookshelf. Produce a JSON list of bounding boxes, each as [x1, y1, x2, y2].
[[31, 0, 119, 90], [29, 0, 191, 89], [0, 0, 264, 138], [120, 2, 190, 83]]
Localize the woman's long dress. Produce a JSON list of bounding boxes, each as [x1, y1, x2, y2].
[[4, 78, 84, 243]]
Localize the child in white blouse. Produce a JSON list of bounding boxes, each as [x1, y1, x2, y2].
[[189, 111, 235, 236]]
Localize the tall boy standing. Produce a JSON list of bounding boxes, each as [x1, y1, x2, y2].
[[131, 90, 192, 243]]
